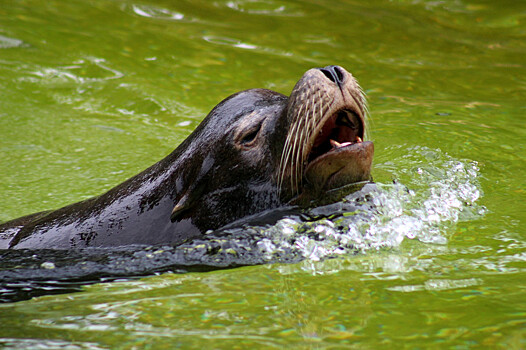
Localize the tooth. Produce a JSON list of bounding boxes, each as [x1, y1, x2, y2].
[[356, 136, 362, 143], [330, 139, 341, 148], [340, 142, 352, 147]]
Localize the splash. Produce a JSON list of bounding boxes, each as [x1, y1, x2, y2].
[[256, 146, 486, 261]]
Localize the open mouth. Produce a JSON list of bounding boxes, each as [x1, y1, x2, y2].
[[307, 109, 365, 164], [278, 65, 374, 201]]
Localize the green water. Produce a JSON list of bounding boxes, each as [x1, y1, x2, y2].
[[0, 0, 525, 348]]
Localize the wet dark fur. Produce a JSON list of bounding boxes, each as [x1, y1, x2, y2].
[[0, 66, 373, 249]]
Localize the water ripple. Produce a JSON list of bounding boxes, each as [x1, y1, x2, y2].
[[0, 338, 106, 350], [222, 0, 303, 16], [388, 278, 482, 292], [203, 35, 293, 58], [25, 57, 124, 85], [0, 35, 24, 49], [203, 36, 257, 50], [128, 4, 191, 22]]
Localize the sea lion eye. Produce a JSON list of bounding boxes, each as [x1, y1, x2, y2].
[[239, 124, 262, 146]]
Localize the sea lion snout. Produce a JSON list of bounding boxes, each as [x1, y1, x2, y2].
[[277, 65, 374, 205], [318, 65, 347, 88]]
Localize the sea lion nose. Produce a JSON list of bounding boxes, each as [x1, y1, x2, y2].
[[319, 65, 345, 86]]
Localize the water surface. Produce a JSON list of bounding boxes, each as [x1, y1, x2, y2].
[[0, 0, 525, 348]]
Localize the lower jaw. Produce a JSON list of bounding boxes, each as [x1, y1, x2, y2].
[[287, 148, 374, 207], [304, 141, 374, 188]]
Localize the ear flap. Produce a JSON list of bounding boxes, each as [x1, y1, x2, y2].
[[170, 181, 206, 223], [170, 193, 192, 222]]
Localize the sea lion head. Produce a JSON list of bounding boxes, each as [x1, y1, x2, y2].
[[170, 65, 373, 230], [276, 65, 374, 205]]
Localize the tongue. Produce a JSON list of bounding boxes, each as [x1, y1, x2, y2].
[[330, 140, 352, 148]]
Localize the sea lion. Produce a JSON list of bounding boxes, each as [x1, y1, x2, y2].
[[0, 65, 373, 249]]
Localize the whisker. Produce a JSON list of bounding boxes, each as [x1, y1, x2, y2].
[[292, 103, 307, 194], [297, 99, 311, 187], [298, 94, 315, 187], [278, 128, 294, 192], [278, 103, 304, 191], [278, 121, 295, 184]]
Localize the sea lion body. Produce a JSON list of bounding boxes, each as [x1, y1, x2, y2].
[[1, 66, 374, 249]]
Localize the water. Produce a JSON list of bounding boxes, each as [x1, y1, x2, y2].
[[0, 0, 525, 348]]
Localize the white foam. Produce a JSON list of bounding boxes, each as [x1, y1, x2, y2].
[[258, 147, 486, 261]]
